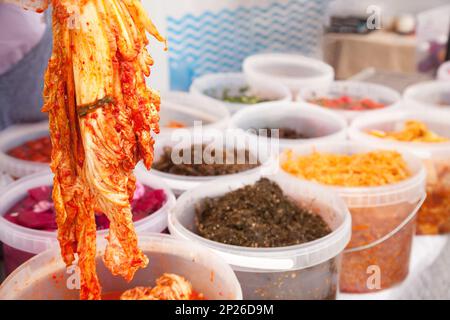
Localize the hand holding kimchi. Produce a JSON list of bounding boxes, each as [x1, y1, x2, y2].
[[39, 0, 165, 299]]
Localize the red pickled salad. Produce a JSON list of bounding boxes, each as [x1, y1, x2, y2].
[[4, 182, 166, 231], [309, 95, 386, 111], [7, 136, 52, 163]]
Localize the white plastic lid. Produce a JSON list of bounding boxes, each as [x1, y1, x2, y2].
[[297, 81, 402, 123], [158, 91, 231, 138], [0, 169, 175, 255], [0, 121, 50, 178], [189, 72, 292, 114], [169, 172, 352, 272], [143, 128, 277, 196], [230, 101, 348, 153], [349, 109, 450, 159], [279, 141, 427, 208], [243, 53, 334, 94], [403, 80, 450, 111]]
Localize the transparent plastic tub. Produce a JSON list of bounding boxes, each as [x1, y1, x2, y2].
[[297, 81, 402, 123], [0, 121, 50, 178], [141, 128, 276, 196], [229, 102, 347, 154], [279, 142, 426, 293], [190, 72, 292, 114], [169, 173, 352, 300], [403, 80, 450, 111], [349, 110, 450, 235], [159, 91, 231, 138], [0, 233, 242, 300], [0, 170, 175, 276], [243, 53, 334, 95]]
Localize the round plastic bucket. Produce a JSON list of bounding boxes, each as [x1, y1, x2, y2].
[[278, 141, 426, 293], [243, 53, 334, 95], [0, 233, 242, 300], [142, 129, 276, 196], [230, 102, 348, 154], [169, 173, 352, 300], [0, 122, 50, 178], [349, 110, 450, 235], [159, 91, 231, 138], [0, 170, 176, 276], [297, 81, 402, 123], [403, 80, 450, 111], [190, 72, 292, 114]]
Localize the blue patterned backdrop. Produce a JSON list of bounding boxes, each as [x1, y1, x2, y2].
[[166, 0, 330, 90]]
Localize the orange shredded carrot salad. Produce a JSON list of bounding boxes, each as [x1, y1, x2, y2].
[[281, 150, 411, 187], [368, 120, 449, 143]]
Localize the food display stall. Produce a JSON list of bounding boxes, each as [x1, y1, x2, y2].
[[0, 0, 449, 303]]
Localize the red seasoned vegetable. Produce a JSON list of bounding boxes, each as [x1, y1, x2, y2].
[[309, 95, 386, 111], [7, 137, 52, 163], [4, 182, 166, 231]]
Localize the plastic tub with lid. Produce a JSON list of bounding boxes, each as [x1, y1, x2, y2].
[[297, 81, 402, 123], [158, 91, 231, 138], [349, 110, 450, 235], [229, 102, 347, 155], [140, 128, 276, 196], [279, 141, 426, 293], [243, 53, 334, 95], [0, 169, 175, 276], [0, 121, 50, 178], [0, 233, 242, 300], [190, 72, 292, 114], [403, 80, 450, 111], [169, 173, 352, 300]]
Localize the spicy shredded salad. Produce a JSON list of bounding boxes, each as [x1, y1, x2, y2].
[[368, 120, 449, 143], [281, 150, 411, 187]]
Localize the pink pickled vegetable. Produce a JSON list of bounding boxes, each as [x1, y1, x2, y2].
[[4, 182, 166, 231]]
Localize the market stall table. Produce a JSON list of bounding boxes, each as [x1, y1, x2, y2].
[[324, 31, 417, 80]]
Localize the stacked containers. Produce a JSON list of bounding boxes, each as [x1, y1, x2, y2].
[[169, 173, 352, 300], [0, 170, 175, 275], [0, 234, 242, 300], [279, 142, 426, 293], [297, 81, 402, 123], [243, 53, 334, 96], [349, 110, 450, 235]]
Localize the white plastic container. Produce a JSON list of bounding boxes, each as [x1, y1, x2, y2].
[[279, 142, 426, 293], [349, 110, 450, 235], [0, 169, 175, 276], [298, 81, 402, 123], [403, 81, 450, 111], [0, 234, 242, 300], [243, 53, 334, 95], [159, 91, 231, 138], [0, 121, 50, 178], [169, 172, 352, 300], [190, 72, 292, 114], [229, 102, 348, 154], [142, 129, 276, 196], [437, 62, 450, 81]]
